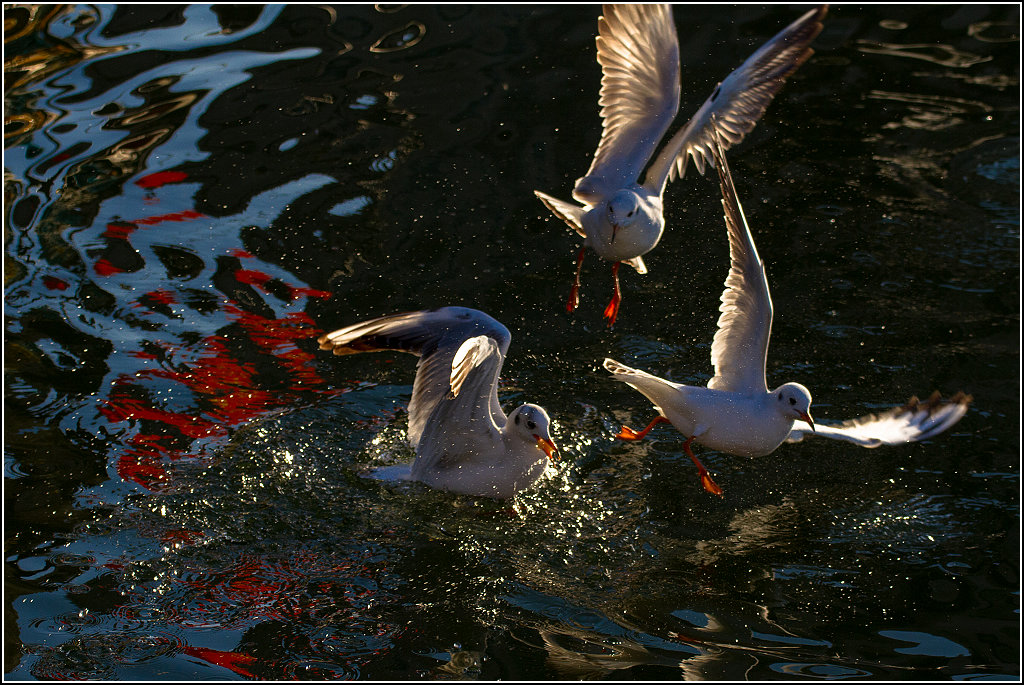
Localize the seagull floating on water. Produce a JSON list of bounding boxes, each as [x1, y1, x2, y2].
[[535, 4, 827, 326], [317, 307, 557, 499], [603, 126, 971, 496]]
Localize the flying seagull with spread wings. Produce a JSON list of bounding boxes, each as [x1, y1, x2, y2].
[[603, 126, 970, 496], [536, 4, 828, 326]]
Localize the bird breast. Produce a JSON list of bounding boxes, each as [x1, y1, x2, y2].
[[666, 388, 794, 457], [584, 197, 663, 262]]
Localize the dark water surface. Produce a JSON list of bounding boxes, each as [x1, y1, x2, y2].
[[4, 4, 1020, 680]]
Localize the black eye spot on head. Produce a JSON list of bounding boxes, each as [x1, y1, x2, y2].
[[789, 397, 796, 406], [514, 415, 520, 425], [778, 392, 783, 401], [527, 420, 536, 430]]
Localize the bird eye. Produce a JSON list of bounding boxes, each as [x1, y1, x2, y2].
[[514, 415, 520, 425], [777, 393, 783, 400], [527, 420, 536, 430], [789, 397, 796, 406]]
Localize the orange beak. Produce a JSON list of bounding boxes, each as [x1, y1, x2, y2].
[[534, 435, 557, 460], [799, 411, 815, 432]]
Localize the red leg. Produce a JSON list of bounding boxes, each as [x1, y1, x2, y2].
[[615, 415, 669, 441], [603, 261, 622, 326], [567, 247, 585, 313], [683, 436, 723, 497]]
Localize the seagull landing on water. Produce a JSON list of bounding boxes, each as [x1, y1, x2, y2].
[[535, 4, 828, 327], [317, 307, 557, 500], [603, 126, 971, 496]]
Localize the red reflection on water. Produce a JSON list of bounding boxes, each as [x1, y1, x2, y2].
[[103, 285, 339, 490], [235, 268, 271, 287], [101, 392, 224, 440], [102, 221, 137, 240], [290, 286, 331, 300], [93, 257, 124, 276], [181, 551, 389, 627], [93, 210, 206, 277], [135, 170, 189, 188], [42, 275, 69, 290], [82, 191, 341, 496], [134, 209, 205, 225], [182, 646, 260, 679], [161, 529, 205, 545], [133, 289, 177, 309], [234, 269, 332, 301], [156, 550, 401, 678]]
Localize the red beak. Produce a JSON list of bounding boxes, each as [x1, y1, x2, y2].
[[534, 435, 557, 460]]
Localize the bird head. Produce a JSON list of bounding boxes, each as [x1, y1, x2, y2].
[[510, 404, 557, 459], [606, 190, 641, 237], [774, 382, 815, 430]]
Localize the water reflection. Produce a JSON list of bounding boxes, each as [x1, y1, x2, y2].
[[856, 40, 992, 68], [369, 21, 426, 53], [5, 3, 1020, 680], [879, 630, 970, 658], [868, 90, 991, 131], [771, 661, 873, 678]]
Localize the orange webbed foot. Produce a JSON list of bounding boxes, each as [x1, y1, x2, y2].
[[602, 296, 621, 327], [616, 425, 642, 441], [566, 291, 579, 313], [614, 416, 668, 442], [683, 435, 724, 497], [699, 470, 724, 497]]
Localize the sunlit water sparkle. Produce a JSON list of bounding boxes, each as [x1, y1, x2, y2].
[[5, 4, 1020, 681]]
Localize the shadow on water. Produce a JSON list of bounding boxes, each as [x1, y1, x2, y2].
[[5, 4, 1020, 680]]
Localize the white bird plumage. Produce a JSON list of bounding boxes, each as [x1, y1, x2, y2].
[[603, 125, 971, 496], [535, 4, 828, 326], [317, 307, 557, 499]]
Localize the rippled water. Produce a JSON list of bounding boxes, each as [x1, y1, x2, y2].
[[4, 4, 1020, 681]]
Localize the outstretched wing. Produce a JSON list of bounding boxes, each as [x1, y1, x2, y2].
[[705, 125, 772, 394], [573, 4, 680, 204], [645, 5, 827, 192], [534, 190, 587, 238], [317, 306, 511, 450], [786, 392, 972, 446]]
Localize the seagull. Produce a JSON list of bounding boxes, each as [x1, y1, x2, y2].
[[317, 307, 558, 499], [603, 125, 971, 496], [535, 4, 827, 326]]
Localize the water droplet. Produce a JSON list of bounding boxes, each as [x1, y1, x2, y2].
[[370, 21, 425, 53]]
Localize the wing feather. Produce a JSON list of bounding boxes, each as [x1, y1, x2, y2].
[[317, 307, 511, 450], [645, 5, 827, 191], [573, 4, 680, 203], [534, 190, 587, 238], [706, 125, 772, 393], [786, 392, 971, 446]]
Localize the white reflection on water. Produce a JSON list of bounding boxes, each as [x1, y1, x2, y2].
[[856, 40, 992, 67], [5, 3, 1019, 680]]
